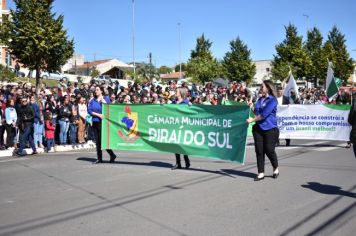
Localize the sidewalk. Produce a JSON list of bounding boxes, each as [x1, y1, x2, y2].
[[0, 141, 96, 158]]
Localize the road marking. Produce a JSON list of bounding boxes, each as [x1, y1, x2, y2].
[[0, 157, 30, 163], [311, 146, 341, 152]]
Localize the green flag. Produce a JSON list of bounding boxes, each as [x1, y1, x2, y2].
[[102, 104, 250, 163], [326, 62, 340, 101]]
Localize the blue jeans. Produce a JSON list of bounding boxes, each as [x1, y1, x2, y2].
[[46, 138, 54, 152], [69, 123, 77, 144], [34, 122, 44, 147], [59, 120, 69, 145], [18, 126, 36, 153]]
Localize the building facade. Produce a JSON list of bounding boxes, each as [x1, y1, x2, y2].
[[252, 60, 273, 85], [0, 0, 12, 67]]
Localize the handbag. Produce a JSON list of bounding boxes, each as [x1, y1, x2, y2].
[[86, 114, 92, 125]]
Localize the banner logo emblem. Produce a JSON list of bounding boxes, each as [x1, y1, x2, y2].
[[118, 105, 140, 142]]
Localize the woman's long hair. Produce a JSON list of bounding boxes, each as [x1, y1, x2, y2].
[[177, 87, 188, 100], [263, 80, 277, 97], [94, 86, 105, 99]]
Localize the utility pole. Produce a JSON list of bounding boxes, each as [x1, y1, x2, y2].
[[303, 14, 309, 32], [149, 52, 152, 79], [132, 0, 136, 80], [178, 22, 182, 80]]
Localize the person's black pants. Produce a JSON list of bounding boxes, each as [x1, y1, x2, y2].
[[175, 153, 190, 166], [0, 125, 5, 147], [252, 124, 279, 173], [5, 124, 16, 147], [92, 122, 116, 161]]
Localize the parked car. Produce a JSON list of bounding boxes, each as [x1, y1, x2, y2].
[[9, 67, 25, 77], [93, 75, 112, 81], [41, 71, 68, 81]]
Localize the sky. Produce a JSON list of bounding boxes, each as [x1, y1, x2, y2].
[[7, 0, 356, 67]]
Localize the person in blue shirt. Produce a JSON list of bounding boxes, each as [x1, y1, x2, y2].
[[247, 80, 280, 181], [88, 86, 117, 164], [171, 87, 191, 170]]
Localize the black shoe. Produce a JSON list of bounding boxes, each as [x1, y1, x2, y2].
[[92, 160, 103, 164], [31, 151, 38, 155], [171, 164, 182, 170], [254, 176, 264, 181], [109, 155, 117, 163], [14, 151, 25, 157], [185, 162, 191, 169], [273, 173, 279, 179]]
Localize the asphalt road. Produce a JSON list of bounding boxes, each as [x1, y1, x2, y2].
[[0, 139, 355, 236]]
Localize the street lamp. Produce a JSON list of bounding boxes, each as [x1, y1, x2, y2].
[[178, 22, 182, 80], [303, 14, 309, 32], [132, 0, 136, 80]]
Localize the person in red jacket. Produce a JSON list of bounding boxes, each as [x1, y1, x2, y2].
[[45, 112, 55, 153]]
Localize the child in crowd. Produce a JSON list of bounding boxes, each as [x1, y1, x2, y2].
[[45, 112, 55, 153]]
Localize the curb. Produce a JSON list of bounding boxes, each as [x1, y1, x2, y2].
[[0, 142, 96, 158]]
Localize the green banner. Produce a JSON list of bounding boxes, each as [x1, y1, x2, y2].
[[222, 100, 254, 136], [102, 104, 250, 163]]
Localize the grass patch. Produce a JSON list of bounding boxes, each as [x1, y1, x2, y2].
[[13, 77, 59, 87]]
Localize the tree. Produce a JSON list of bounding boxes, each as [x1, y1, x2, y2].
[[324, 26, 354, 83], [0, 0, 74, 94], [159, 65, 173, 74], [174, 63, 187, 73], [304, 27, 326, 86], [132, 62, 159, 84], [90, 69, 100, 78], [222, 37, 256, 84], [186, 34, 221, 84], [190, 34, 213, 58], [272, 24, 312, 82], [0, 64, 15, 82]]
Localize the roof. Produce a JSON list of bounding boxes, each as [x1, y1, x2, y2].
[[76, 59, 111, 69], [161, 72, 185, 80]]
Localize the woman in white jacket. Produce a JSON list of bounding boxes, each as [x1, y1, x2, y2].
[[5, 99, 17, 149]]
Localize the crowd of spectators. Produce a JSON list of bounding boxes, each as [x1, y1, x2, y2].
[[283, 87, 352, 105], [0, 78, 352, 156]]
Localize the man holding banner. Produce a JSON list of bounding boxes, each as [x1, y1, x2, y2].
[[281, 71, 299, 146], [171, 87, 191, 170], [247, 80, 280, 181]]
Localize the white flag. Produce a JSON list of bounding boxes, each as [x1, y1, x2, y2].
[[325, 62, 339, 102], [283, 71, 299, 104]]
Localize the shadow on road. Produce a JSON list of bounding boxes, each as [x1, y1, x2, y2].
[[302, 182, 356, 198], [77, 157, 172, 168], [221, 169, 256, 179], [77, 157, 236, 177], [279, 183, 356, 236]]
